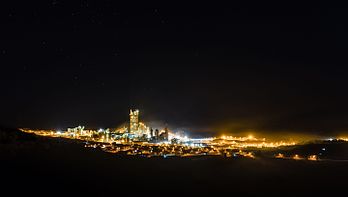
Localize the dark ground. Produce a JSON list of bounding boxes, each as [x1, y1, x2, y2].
[[1, 127, 348, 196]]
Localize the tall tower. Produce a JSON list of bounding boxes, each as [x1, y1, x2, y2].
[[129, 109, 139, 134]]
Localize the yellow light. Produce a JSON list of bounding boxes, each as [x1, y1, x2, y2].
[[339, 138, 348, 141], [308, 155, 318, 161], [275, 153, 284, 158], [293, 154, 301, 160]]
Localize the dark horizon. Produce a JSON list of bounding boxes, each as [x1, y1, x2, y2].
[[2, 1, 348, 137]]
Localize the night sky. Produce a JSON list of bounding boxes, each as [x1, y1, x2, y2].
[[1, 1, 348, 136]]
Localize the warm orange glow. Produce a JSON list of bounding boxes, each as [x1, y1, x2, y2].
[[308, 155, 318, 161], [19, 128, 298, 158], [293, 154, 302, 160], [275, 153, 284, 158]]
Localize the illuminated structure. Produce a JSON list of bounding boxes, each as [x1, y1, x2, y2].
[[19, 109, 302, 158], [138, 122, 150, 138], [67, 125, 84, 135], [128, 109, 150, 138], [67, 126, 93, 138], [129, 109, 139, 134]]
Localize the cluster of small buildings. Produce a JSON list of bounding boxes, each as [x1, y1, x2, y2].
[[63, 109, 171, 143], [20, 109, 305, 158]]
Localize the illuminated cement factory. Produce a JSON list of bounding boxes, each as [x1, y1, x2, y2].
[[21, 109, 307, 159]]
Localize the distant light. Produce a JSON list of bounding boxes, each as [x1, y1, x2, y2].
[[275, 153, 284, 158], [308, 155, 318, 161], [293, 154, 302, 160]]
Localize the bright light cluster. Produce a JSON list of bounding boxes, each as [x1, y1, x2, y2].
[[18, 109, 300, 158], [19, 127, 300, 159], [213, 135, 296, 148]]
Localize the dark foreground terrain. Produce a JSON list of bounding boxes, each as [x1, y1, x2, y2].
[[1, 127, 348, 196]]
